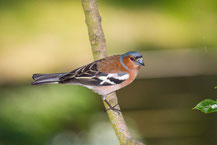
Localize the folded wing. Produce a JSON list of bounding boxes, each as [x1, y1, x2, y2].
[[59, 61, 129, 86]]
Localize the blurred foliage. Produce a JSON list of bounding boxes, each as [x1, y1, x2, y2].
[[0, 84, 99, 145]]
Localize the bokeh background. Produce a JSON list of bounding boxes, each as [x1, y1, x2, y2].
[[0, 0, 217, 145]]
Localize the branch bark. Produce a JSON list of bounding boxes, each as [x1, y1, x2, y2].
[[81, 0, 145, 144]]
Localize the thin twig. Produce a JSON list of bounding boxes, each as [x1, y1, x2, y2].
[[81, 0, 145, 144]]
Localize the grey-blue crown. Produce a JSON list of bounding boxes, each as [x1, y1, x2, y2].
[[122, 51, 143, 58]]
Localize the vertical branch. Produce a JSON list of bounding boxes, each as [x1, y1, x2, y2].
[[81, 0, 145, 145], [81, 0, 107, 60]]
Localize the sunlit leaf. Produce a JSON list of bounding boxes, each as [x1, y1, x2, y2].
[[193, 99, 217, 114]]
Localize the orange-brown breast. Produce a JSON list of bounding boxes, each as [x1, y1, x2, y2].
[[122, 68, 139, 87]]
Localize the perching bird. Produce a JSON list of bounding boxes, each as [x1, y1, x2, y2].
[[32, 51, 144, 113]]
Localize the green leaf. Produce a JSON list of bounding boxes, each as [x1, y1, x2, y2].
[[193, 99, 217, 113], [215, 86, 217, 89]]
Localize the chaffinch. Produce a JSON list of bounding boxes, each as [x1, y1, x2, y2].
[[32, 51, 144, 113]]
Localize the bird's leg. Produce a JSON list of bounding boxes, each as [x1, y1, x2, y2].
[[102, 95, 121, 114]]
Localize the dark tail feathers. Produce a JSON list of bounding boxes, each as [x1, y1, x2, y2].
[[32, 73, 66, 85]]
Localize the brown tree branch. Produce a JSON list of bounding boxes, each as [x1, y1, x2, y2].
[[81, 0, 145, 144]]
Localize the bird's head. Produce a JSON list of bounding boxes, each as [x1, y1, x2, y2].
[[120, 51, 144, 70]]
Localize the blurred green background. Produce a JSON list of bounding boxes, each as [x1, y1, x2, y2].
[[0, 0, 217, 145]]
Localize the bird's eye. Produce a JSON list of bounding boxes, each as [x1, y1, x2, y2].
[[130, 57, 135, 61]]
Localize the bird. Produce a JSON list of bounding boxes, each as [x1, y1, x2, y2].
[[32, 51, 144, 113]]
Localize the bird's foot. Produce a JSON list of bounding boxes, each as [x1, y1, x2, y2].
[[106, 103, 121, 114], [104, 99, 121, 114]]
